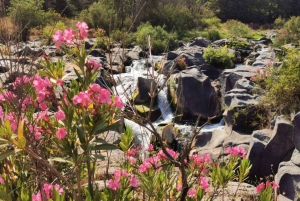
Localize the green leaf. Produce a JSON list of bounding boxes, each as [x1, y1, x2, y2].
[[49, 157, 74, 165], [89, 144, 118, 151], [17, 137, 26, 149], [92, 154, 105, 160], [93, 138, 107, 144], [93, 122, 120, 135], [77, 126, 86, 144], [0, 150, 15, 161]]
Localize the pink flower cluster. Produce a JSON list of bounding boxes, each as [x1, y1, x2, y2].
[[190, 153, 210, 167], [33, 75, 53, 111], [53, 21, 89, 49], [13, 75, 32, 90], [138, 148, 178, 173], [108, 169, 139, 191], [73, 83, 124, 109], [225, 146, 247, 158], [256, 181, 279, 193], [32, 183, 64, 201]]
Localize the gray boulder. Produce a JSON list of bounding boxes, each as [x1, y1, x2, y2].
[[169, 67, 221, 122], [259, 117, 294, 177], [188, 37, 210, 47]]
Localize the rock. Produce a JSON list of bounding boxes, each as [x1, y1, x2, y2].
[[252, 37, 273, 46], [89, 49, 105, 57], [234, 78, 254, 92], [133, 77, 157, 104], [220, 65, 256, 98], [135, 104, 161, 122], [292, 112, 300, 151], [248, 129, 272, 178], [126, 46, 147, 61], [170, 67, 221, 121], [211, 38, 229, 47], [193, 128, 228, 160], [188, 37, 210, 47], [161, 124, 177, 145], [259, 117, 294, 177], [198, 64, 223, 80], [14, 46, 43, 57], [276, 158, 300, 201], [163, 45, 206, 75]]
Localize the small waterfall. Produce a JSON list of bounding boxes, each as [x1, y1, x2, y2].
[[124, 118, 152, 151]]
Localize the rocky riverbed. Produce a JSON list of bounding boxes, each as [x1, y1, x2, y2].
[[1, 35, 298, 200]]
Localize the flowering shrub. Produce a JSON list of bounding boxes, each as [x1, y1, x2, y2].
[[0, 21, 124, 200], [256, 181, 280, 201], [250, 64, 271, 89], [176, 56, 188, 71]]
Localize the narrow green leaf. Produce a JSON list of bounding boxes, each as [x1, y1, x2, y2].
[[49, 157, 74, 165], [89, 144, 118, 151], [0, 150, 15, 161]]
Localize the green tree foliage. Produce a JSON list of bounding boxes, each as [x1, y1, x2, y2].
[[8, 0, 56, 41], [274, 16, 300, 46], [136, 22, 177, 54], [203, 46, 234, 69], [264, 48, 300, 114], [78, 1, 117, 32]]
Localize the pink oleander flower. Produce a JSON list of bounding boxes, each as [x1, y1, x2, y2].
[[127, 148, 137, 157], [0, 176, 4, 184], [43, 183, 53, 198], [56, 79, 64, 86], [190, 153, 211, 167], [271, 181, 280, 189], [147, 144, 154, 151], [129, 176, 139, 188], [37, 110, 49, 122], [112, 96, 124, 109], [256, 182, 265, 193], [89, 83, 102, 93], [176, 183, 182, 191], [126, 156, 136, 165], [39, 102, 48, 111], [99, 88, 112, 104], [56, 127, 67, 140], [73, 91, 91, 107], [0, 106, 4, 118], [34, 132, 42, 139], [5, 112, 17, 132], [158, 148, 179, 160], [33, 75, 52, 92], [199, 177, 209, 190], [53, 30, 64, 49], [55, 109, 66, 121], [55, 184, 64, 195], [225, 146, 246, 158], [32, 191, 42, 201], [187, 187, 196, 197], [76, 21, 89, 39], [63, 29, 75, 44], [86, 59, 101, 70], [21, 97, 33, 111], [108, 179, 121, 191]]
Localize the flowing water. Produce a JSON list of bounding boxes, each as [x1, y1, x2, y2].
[[112, 56, 224, 150]]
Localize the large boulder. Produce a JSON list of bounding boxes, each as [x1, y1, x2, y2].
[[248, 129, 272, 178], [248, 117, 295, 182], [275, 112, 300, 200], [133, 77, 157, 104], [163, 46, 206, 75], [188, 37, 210, 47], [169, 67, 221, 122]]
